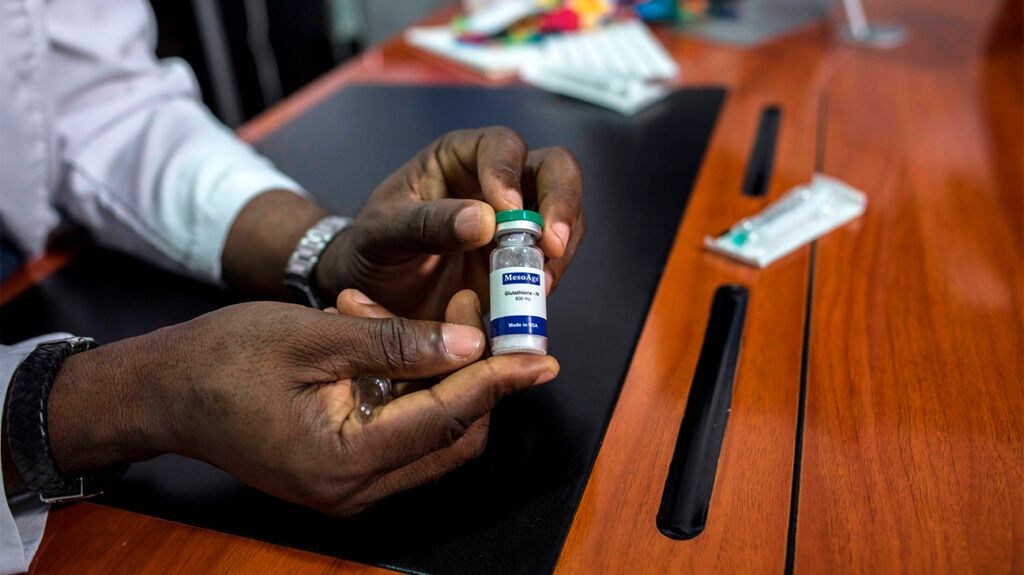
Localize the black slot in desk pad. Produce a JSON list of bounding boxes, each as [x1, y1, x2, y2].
[[1, 86, 724, 574]]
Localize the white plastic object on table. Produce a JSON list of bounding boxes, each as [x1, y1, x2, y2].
[[458, 0, 546, 36], [405, 19, 680, 114], [520, 20, 679, 116], [703, 174, 867, 268]]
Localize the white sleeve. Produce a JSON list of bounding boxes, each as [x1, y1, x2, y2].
[[47, 0, 307, 284], [0, 334, 72, 575]]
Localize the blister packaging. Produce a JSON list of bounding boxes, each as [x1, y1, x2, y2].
[[704, 174, 867, 268]]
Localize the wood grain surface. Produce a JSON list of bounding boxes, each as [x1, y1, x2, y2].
[[556, 21, 826, 575], [15, 0, 1023, 572], [30, 504, 386, 575], [793, 1, 1023, 573], [561, 1, 1022, 574]]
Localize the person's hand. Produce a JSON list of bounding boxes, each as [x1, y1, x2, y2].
[[327, 288, 492, 430], [45, 299, 558, 516], [317, 126, 586, 320]]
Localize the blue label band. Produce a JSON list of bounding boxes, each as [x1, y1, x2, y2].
[[501, 272, 542, 286], [491, 315, 547, 337]]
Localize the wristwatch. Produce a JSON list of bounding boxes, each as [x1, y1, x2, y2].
[[4, 336, 129, 503], [284, 215, 353, 308]]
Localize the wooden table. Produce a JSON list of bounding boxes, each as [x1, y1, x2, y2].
[[19, 0, 1022, 572]]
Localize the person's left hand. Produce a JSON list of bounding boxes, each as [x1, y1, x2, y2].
[[316, 127, 585, 320]]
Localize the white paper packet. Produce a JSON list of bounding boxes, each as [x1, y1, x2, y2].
[[704, 174, 867, 268]]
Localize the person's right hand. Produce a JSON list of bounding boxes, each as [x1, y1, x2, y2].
[[45, 299, 558, 516]]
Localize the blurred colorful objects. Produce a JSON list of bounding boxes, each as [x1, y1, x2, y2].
[[567, 0, 617, 28], [633, 0, 718, 24], [633, 0, 679, 22], [406, 12, 680, 115], [539, 8, 581, 33], [452, 0, 617, 44]]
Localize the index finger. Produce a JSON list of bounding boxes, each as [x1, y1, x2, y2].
[[524, 147, 584, 259], [444, 127, 529, 212], [345, 354, 559, 472]]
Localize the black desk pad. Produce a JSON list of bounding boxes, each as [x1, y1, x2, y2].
[[1, 86, 724, 574]]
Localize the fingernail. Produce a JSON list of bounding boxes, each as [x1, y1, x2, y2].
[[350, 290, 374, 305], [454, 206, 482, 242], [503, 188, 523, 209], [533, 370, 557, 386], [552, 222, 570, 251], [442, 323, 483, 359]]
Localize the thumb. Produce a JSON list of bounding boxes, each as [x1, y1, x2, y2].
[[350, 354, 559, 472], [363, 198, 496, 256], [326, 314, 486, 381]]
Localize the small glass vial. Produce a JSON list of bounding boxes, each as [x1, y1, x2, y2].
[[489, 210, 548, 355], [352, 375, 391, 422]]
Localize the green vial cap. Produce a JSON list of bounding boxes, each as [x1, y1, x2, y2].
[[495, 209, 543, 228]]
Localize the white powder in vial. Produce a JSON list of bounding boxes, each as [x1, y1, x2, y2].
[[489, 210, 547, 355]]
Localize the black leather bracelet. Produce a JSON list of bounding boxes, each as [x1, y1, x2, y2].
[[4, 337, 129, 503]]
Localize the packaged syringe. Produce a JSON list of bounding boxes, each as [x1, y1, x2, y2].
[[704, 174, 867, 268]]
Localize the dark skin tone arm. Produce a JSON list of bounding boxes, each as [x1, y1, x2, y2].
[[6, 290, 559, 514], [220, 126, 585, 318], [2, 126, 585, 514], [221, 190, 328, 299]]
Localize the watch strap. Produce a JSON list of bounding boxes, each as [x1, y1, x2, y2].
[[5, 337, 129, 503], [284, 215, 353, 308]]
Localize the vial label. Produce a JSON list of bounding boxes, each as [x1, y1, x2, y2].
[[489, 266, 547, 337]]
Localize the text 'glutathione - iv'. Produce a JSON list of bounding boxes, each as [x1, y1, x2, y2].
[[489, 210, 548, 355]]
